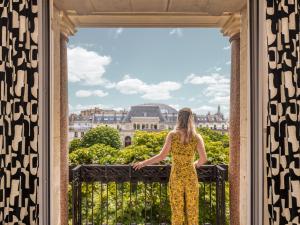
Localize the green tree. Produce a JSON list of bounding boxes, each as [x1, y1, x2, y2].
[[68, 128, 230, 224], [69, 138, 82, 153], [132, 130, 168, 151], [69, 143, 119, 165], [80, 126, 122, 149]]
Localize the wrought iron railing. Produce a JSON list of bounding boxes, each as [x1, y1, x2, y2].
[[70, 164, 228, 225]]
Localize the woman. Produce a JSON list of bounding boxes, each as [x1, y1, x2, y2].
[[133, 107, 207, 225]]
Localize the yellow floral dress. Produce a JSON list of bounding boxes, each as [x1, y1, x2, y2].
[[168, 132, 199, 225]]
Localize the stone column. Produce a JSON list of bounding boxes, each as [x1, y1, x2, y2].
[[229, 32, 240, 225], [221, 14, 241, 225], [59, 12, 76, 225], [59, 33, 69, 225]]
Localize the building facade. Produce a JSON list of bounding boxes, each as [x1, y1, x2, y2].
[[69, 103, 229, 145]]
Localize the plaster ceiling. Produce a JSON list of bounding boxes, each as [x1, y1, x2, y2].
[[55, 0, 246, 28]]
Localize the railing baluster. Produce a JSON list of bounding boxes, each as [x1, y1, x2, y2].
[[135, 182, 138, 224], [106, 183, 109, 225], [91, 182, 94, 225], [115, 182, 118, 224], [129, 182, 132, 224], [150, 182, 153, 225], [121, 182, 124, 221], [78, 178, 82, 225], [144, 182, 147, 223], [100, 182, 103, 225], [209, 174, 212, 224], [216, 165, 220, 225], [70, 164, 228, 225], [85, 182, 88, 225], [159, 183, 162, 224], [203, 182, 206, 223]]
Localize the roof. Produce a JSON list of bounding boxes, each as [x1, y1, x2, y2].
[[138, 103, 178, 114], [123, 105, 166, 122]]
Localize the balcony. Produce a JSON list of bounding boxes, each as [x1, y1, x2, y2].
[[70, 164, 228, 225]]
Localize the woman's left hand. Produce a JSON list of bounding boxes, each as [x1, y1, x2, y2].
[[193, 161, 200, 168], [133, 161, 146, 170]]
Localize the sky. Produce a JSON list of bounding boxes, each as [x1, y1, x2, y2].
[[68, 28, 231, 118]]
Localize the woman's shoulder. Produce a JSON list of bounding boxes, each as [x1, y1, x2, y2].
[[194, 133, 204, 143], [167, 130, 177, 138], [166, 130, 180, 141]]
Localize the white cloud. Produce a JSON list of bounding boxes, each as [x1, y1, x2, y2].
[[192, 105, 216, 114], [170, 104, 180, 110], [68, 104, 73, 111], [169, 28, 183, 37], [223, 45, 231, 50], [188, 97, 196, 102], [69, 103, 112, 114], [112, 106, 129, 111], [68, 46, 111, 86], [209, 96, 230, 105], [215, 67, 222, 72], [184, 73, 230, 85], [226, 61, 231, 65], [115, 75, 181, 100], [93, 90, 109, 97], [75, 89, 108, 98], [185, 73, 230, 107], [114, 28, 123, 38]]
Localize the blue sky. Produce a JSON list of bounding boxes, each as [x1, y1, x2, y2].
[[68, 28, 231, 117]]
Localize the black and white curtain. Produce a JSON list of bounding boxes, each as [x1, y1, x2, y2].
[[266, 0, 300, 224], [0, 0, 39, 224]]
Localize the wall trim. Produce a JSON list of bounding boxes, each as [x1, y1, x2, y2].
[[249, 0, 264, 224], [38, 0, 51, 224]]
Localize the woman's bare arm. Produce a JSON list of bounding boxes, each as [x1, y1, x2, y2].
[[194, 134, 207, 168], [133, 132, 173, 170]]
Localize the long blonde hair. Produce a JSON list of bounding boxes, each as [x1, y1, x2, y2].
[[174, 107, 197, 144]]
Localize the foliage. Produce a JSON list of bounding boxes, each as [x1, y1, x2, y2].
[[80, 125, 122, 149], [69, 143, 119, 165], [68, 128, 230, 224], [132, 130, 169, 151], [197, 127, 229, 164], [69, 138, 82, 153]]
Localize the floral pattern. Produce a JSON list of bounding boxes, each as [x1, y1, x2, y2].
[[168, 132, 199, 225]]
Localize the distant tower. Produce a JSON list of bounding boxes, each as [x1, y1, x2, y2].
[[217, 105, 221, 114]]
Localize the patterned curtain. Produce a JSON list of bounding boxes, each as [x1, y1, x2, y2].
[[266, 0, 300, 224], [0, 0, 39, 224]]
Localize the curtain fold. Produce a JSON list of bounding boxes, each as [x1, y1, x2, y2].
[[266, 0, 300, 224], [0, 0, 39, 224]]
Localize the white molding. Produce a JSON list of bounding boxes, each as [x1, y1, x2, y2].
[[67, 13, 235, 28]]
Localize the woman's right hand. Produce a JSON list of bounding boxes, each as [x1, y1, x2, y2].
[[132, 161, 146, 170]]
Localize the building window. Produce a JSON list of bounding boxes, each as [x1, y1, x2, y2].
[[142, 124, 145, 129], [214, 125, 217, 130], [81, 132, 84, 137], [222, 124, 225, 129], [154, 124, 157, 130], [137, 124, 140, 129], [133, 123, 136, 130], [125, 136, 132, 147], [74, 131, 78, 138]]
